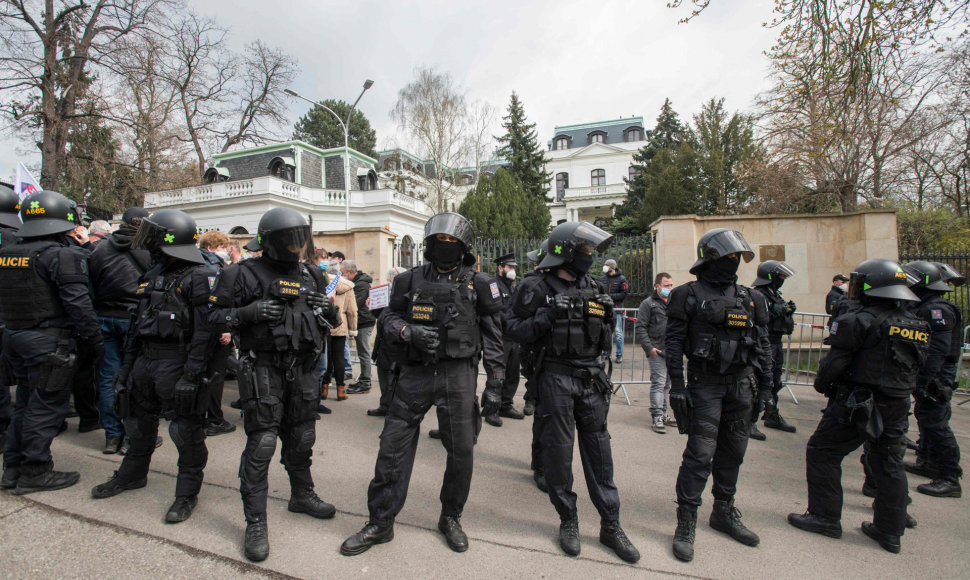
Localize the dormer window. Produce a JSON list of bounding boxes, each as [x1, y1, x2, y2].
[[554, 136, 570, 150], [588, 131, 606, 145], [624, 127, 644, 142]]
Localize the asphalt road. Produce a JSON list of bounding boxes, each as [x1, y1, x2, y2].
[[2, 377, 968, 579]]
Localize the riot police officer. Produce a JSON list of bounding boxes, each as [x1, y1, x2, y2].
[[666, 228, 772, 563], [750, 260, 798, 439], [340, 212, 505, 556], [788, 259, 929, 554], [0, 191, 103, 494], [900, 261, 962, 498], [208, 208, 339, 562], [0, 184, 21, 452], [484, 252, 523, 427], [90, 210, 215, 524], [521, 240, 548, 492], [505, 222, 640, 564]]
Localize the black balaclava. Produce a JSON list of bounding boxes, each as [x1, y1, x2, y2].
[[563, 253, 593, 278], [700, 255, 740, 286], [771, 276, 785, 291], [431, 239, 464, 271]]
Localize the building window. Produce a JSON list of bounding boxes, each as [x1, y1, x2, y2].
[[556, 172, 569, 201], [554, 137, 570, 150], [591, 169, 605, 187], [588, 131, 606, 145], [624, 127, 643, 142], [628, 166, 640, 181]]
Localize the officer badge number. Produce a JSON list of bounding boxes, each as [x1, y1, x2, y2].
[[489, 282, 500, 299]]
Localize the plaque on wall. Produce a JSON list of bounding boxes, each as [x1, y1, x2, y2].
[[760, 245, 786, 261]]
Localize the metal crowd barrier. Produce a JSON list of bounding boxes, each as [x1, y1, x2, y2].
[[958, 326, 970, 406]]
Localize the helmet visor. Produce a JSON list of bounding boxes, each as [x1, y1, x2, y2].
[[572, 222, 613, 253], [132, 217, 169, 252], [704, 230, 754, 263], [262, 226, 310, 262], [424, 213, 474, 248], [774, 262, 796, 279], [937, 263, 966, 287]]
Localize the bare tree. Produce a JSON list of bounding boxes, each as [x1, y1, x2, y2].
[[0, 0, 174, 189], [391, 67, 470, 213], [466, 99, 497, 185]]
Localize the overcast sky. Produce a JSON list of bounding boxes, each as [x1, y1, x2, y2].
[[1, 0, 778, 181]]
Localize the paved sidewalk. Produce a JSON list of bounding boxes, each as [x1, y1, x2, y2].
[[2, 379, 967, 579]]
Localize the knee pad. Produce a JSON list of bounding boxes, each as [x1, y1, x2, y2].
[[168, 421, 185, 447], [293, 423, 315, 453], [123, 417, 142, 440], [253, 431, 277, 461]]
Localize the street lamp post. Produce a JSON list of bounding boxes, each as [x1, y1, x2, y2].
[[285, 79, 374, 230]]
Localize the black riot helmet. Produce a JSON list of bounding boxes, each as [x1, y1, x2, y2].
[[422, 212, 474, 254], [17, 191, 79, 238], [935, 262, 966, 287], [121, 206, 149, 226], [752, 260, 796, 287], [849, 258, 919, 302], [256, 207, 310, 263], [537, 221, 613, 271], [527, 239, 549, 264], [689, 228, 755, 275], [0, 185, 21, 228], [133, 209, 204, 264], [903, 261, 951, 292]]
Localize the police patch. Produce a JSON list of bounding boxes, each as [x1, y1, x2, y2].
[[489, 282, 500, 299], [830, 321, 838, 335], [931, 309, 943, 320], [208, 276, 216, 290]]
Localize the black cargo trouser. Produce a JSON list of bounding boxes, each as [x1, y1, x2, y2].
[[914, 392, 962, 479], [71, 339, 101, 426], [2, 329, 73, 474], [374, 360, 398, 412], [204, 341, 233, 426], [239, 361, 319, 522], [501, 341, 521, 407], [537, 368, 619, 522], [676, 370, 755, 511], [367, 358, 481, 527], [807, 393, 910, 536], [116, 354, 208, 498]]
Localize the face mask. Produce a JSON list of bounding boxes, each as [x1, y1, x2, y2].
[[659, 287, 672, 298], [432, 240, 463, 270], [603, 265, 610, 274], [564, 253, 594, 277], [214, 250, 230, 262], [318, 262, 328, 270], [837, 283, 847, 292], [505, 269, 516, 281]]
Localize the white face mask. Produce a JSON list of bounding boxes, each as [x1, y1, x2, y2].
[[505, 269, 516, 281], [603, 265, 610, 273], [214, 250, 230, 262]]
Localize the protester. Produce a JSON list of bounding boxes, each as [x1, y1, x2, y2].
[[636, 272, 675, 433], [197, 230, 236, 436], [344, 260, 375, 394]]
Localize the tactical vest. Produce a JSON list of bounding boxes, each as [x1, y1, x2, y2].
[[406, 264, 481, 361], [238, 259, 324, 353], [763, 288, 795, 336], [917, 296, 962, 382], [685, 282, 763, 374], [848, 306, 930, 397], [540, 273, 610, 360], [0, 240, 66, 330], [132, 264, 194, 344]]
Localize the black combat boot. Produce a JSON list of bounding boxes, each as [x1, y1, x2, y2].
[[903, 457, 941, 479], [288, 487, 336, 519], [13, 469, 80, 495], [91, 470, 147, 499], [763, 405, 796, 432], [165, 495, 198, 524], [499, 405, 525, 420], [484, 411, 502, 427], [749, 423, 766, 441], [600, 520, 640, 563], [861, 522, 900, 554], [787, 511, 842, 538], [672, 506, 697, 562], [916, 478, 962, 498], [244, 516, 270, 562], [709, 499, 760, 546], [340, 521, 394, 556], [523, 400, 536, 416], [869, 500, 917, 528], [438, 514, 469, 552], [559, 517, 580, 556], [0, 465, 19, 490]]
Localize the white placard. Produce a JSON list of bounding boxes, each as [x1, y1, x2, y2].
[[369, 283, 390, 310]]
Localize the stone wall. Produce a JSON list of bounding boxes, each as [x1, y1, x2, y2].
[[217, 151, 291, 182], [651, 210, 898, 315]]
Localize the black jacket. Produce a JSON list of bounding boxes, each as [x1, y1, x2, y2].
[[353, 271, 376, 328], [635, 292, 668, 352], [599, 270, 629, 307], [89, 225, 151, 318]]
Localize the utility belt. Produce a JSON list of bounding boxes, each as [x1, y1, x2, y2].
[[542, 359, 614, 399], [916, 377, 954, 404], [141, 341, 186, 360], [831, 382, 884, 440], [687, 366, 754, 385], [251, 350, 317, 372]]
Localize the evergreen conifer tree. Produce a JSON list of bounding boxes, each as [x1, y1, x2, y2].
[[496, 92, 553, 199]]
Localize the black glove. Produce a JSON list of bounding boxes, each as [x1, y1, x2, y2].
[[669, 376, 692, 434], [306, 291, 330, 310], [755, 387, 773, 415], [174, 375, 200, 416], [482, 378, 503, 419], [552, 294, 572, 317], [237, 299, 284, 325], [403, 325, 440, 354], [113, 364, 132, 395], [113, 364, 132, 418], [88, 339, 105, 363], [596, 294, 615, 318], [787, 300, 797, 314]]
